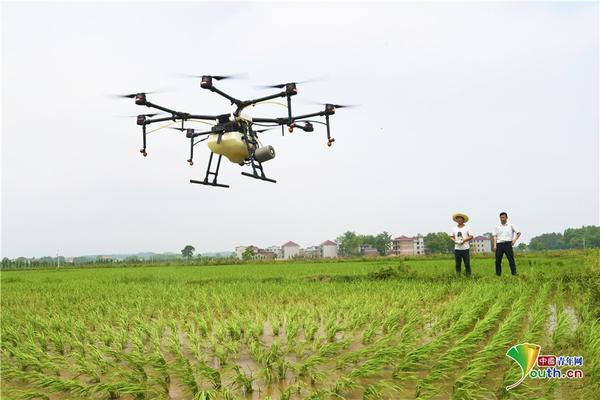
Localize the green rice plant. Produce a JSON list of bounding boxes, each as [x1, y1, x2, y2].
[[394, 289, 496, 377], [453, 293, 530, 399], [303, 317, 320, 342], [363, 381, 399, 400], [247, 318, 263, 340], [6, 390, 51, 400], [381, 310, 402, 334], [581, 318, 600, 398], [361, 321, 377, 345], [91, 381, 149, 399], [230, 365, 254, 394], [305, 389, 330, 400], [280, 383, 302, 400], [331, 375, 360, 396], [498, 284, 551, 399], [286, 316, 300, 344], [2, 253, 597, 400], [220, 387, 241, 400], [325, 318, 343, 342], [193, 389, 217, 400], [196, 360, 222, 390], [551, 305, 571, 350], [295, 339, 350, 377], [72, 352, 101, 383], [258, 365, 274, 385], [270, 317, 282, 337], [416, 294, 510, 399]]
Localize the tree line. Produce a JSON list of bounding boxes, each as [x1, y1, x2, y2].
[[528, 226, 599, 250], [3, 226, 598, 269], [336, 226, 599, 255]]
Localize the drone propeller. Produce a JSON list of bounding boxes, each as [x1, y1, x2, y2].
[[120, 113, 165, 118], [252, 127, 277, 134], [257, 78, 318, 90], [177, 73, 244, 81], [310, 101, 358, 109], [111, 89, 163, 99]]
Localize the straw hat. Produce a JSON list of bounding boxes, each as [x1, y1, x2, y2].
[[452, 213, 469, 223]]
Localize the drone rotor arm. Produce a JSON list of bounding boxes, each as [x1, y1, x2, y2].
[[237, 91, 288, 114]]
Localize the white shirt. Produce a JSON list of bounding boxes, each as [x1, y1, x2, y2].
[[452, 225, 473, 250], [494, 223, 520, 243]]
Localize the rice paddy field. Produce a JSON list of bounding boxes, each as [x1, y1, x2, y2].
[[1, 250, 599, 400]]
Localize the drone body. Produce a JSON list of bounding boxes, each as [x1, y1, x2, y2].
[[121, 76, 347, 188]]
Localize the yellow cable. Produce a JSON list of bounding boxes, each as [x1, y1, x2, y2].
[[251, 101, 288, 109], [146, 119, 216, 135], [146, 121, 178, 134]]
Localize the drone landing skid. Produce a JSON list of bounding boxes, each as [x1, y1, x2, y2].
[[241, 172, 276, 183], [241, 158, 276, 183], [189, 179, 230, 188], [190, 152, 230, 188]]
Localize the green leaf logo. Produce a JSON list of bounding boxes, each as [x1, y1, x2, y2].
[[506, 343, 541, 390]]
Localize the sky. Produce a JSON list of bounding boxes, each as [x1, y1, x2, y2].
[[2, 2, 599, 258]]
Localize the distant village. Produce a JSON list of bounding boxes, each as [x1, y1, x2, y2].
[[235, 234, 493, 260]]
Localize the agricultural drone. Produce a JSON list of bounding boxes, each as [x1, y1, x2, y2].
[[117, 75, 350, 188]]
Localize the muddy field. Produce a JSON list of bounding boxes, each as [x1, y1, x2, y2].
[[1, 251, 599, 399]]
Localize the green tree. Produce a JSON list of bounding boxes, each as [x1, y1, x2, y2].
[[242, 247, 254, 261], [564, 226, 600, 249], [373, 231, 392, 256], [517, 243, 527, 252], [39, 256, 54, 265], [181, 245, 195, 259], [424, 232, 453, 254], [336, 231, 361, 257], [529, 233, 566, 251]]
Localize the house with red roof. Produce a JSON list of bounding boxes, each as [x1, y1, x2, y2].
[[471, 235, 492, 253], [390, 235, 425, 256], [320, 240, 338, 258]]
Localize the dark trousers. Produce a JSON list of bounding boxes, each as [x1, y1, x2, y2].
[[454, 249, 471, 276], [495, 242, 517, 275]]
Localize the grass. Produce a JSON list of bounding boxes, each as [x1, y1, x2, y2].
[[1, 250, 598, 399]]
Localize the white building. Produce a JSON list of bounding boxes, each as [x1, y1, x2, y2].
[[320, 240, 338, 258], [282, 241, 301, 259], [266, 245, 283, 259], [303, 246, 321, 258], [472, 235, 492, 253], [235, 246, 248, 260], [413, 235, 425, 255]]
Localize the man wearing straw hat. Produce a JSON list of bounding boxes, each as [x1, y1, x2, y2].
[[450, 213, 474, 276]]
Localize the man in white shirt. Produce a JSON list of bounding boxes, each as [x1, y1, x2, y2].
[[450, 213, 474, 276], [492, 212, 521, 276]]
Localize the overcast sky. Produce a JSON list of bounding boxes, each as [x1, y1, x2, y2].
[[2, 2, 598, 258]]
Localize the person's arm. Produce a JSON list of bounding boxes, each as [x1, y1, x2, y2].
[[512, 226, 521, 246], [463, 229, 474, 244], [449, 233, 457, 244], [492, 229, 497, 250]]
